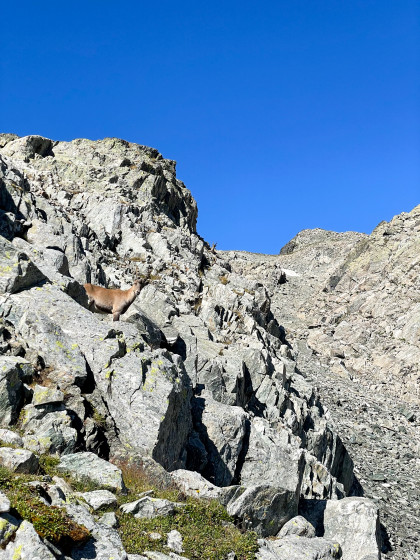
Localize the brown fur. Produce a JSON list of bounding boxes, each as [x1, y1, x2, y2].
[[84, 279, 145, 321]]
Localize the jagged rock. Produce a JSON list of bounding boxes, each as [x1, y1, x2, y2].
[[227, 484, 298, 537], [257, 535, 342, 559], [78, 490, 117, 511], [1, 520, 56, 559], [191, 393, 248, 486], [21, 403, 78, 455], [1, 285, 192, 468], [0, 492, 10, 513], [277, 515, 316, 538], [0, 356, 33, 426], [323, 497, 381, 560], [120, 496, 183, 519], [2, 134, 414, 559], [0, 447, 38, 473], [0, 512, 20, 546], [0, 236, 46, 294], [57, 452, 126, 492], [0, 429, 23, 447]]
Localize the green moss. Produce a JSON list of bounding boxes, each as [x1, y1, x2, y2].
[[118, 498, 258, 560], [0, 466, 90, 550]]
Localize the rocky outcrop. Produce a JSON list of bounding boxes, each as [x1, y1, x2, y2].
[[0, 133, 414, 559]]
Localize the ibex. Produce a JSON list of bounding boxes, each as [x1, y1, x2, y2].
[[84, 272, 147, 321]]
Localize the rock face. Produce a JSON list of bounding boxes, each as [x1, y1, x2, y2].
[[0, 133, 416, 559]]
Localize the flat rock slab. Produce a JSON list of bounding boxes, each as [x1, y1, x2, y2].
[[0, 447, 39, 474], [57, 452, 126, 492], [257, 535, 342, 560], [120, 496, 183, 519], [32, 384, 64, 406], [323, 497, 381, 560], [78, 489, 118, 511]]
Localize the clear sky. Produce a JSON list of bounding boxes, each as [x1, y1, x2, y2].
[[1, 1, 419, 253]]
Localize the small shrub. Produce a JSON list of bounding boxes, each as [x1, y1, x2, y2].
[[219, 275, 229, 285], [0, 466, 90, 550]]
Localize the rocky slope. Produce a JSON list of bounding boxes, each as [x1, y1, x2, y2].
[[0, 133, 416, 559]]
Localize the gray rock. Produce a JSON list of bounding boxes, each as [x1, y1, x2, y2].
[[0, 447, 38, 473], [21, 404, 77, 455], [0, 236, 46, 295], [57, 452, 126, 492], [120, 496, 182, 519], [192, 393, 248, 486], [170, 469, 235, 503], [78, 489, 117, 511], [323, 497, 381, 560], [1, 520, 56, 559], [0, 492, 10, 513], [0, 356, 32, 426], [143, 553, 190, 560], [277, 515, 316, 538], [65, 503, 128, 560], [167, 529, 183, 553], [257, 536, 342, 559], [100, 511, 119, 528], [227, 484, 299, 537], [0, 429, 24, 447], [31, 384, 64, 406], [0, 512, 20, 546]]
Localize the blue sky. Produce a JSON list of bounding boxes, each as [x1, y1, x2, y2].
[[1, 1, 419, 253]]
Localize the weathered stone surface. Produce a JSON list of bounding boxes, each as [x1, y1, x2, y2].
[[0, 492, 10, 513], [100, 511, 119, 528], [65, 502, 127, 560], [78, 490, 117, 511], [257, 536, 342, 560], [323, 497, 381, 560], [21, 403, 77, 455], [191, 393, 248, 486], [0, 512, 20, 546], [1, 520, 56, 559], [227, 484, 298, 537], [170, 469, 234, 503], [0, 236, 46, 295], [0, 447, 38, 473], [0, 428, 23, 447], [120, 496, 182, 519], [167, 529, 183, 553], [142, 553, 190, 560], [277, 515, 316, 538], [32, 384, 64, 406], [0, 356, 32, 426], [57, 452, 126, 492]]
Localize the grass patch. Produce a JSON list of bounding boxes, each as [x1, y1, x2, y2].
[[119, 498, 258, 560], [0, 466, 90, 551]]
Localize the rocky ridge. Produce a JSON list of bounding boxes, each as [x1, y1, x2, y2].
[[0, 133, 415, 559]]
